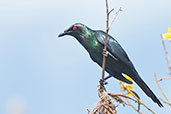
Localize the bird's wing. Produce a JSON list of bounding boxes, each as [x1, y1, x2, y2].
[[95, 31, 163, 107], [95, 30, 133, 68]]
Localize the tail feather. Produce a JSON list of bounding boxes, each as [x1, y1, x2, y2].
[[129, 70, 163, 107]]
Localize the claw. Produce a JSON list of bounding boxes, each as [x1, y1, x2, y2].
[[103, 49, 118, 61], [103, 49, 109, 57], [99, 79, 108, 86]]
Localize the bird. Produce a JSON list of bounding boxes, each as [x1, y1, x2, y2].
[[58, 23, 163, 107]]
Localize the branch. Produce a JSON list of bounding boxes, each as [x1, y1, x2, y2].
[[161, 35, 171, 74], [108, 8, 114, 15], [109, 93, 139, 103], [109, 7, 122, 30], [119, 90, 143, 114], [126, 98, 142, 114], [158, 76, 171, 82], [154, 73, 171, 106], [160, 98, 171, 106], [101, 1, 122, 81], [101, 0, 110, 81]]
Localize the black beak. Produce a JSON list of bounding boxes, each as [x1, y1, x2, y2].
[[58, 29, 69, 37]]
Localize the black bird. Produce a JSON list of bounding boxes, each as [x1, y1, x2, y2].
[[58, 23, 163, 107]]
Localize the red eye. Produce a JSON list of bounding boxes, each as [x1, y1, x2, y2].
[[73, 26, 77, 30]]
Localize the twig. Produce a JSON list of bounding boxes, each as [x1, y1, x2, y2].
[[160, 98, 171, 106], [109, 7, 122, 30], [108, 8, 114, 15], [158, 76, 171, 82], [101, 0, 110, 81], [108, 93, 139, 103], [127, 99, 142, 114], [154, 73, 171, 106], [120, 90, 143, 114], [89, 1, 119, 114], [101, 1, 122, 81], [161, 35, 171, 74], [120, 82, 156, 114]]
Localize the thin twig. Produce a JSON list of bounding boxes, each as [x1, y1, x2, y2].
[[108, 8, 114, 15], [161, 35, 171, 74], [160, 98, 171, 106], [101, 0, 110, 81], [108, 93, 139, 103], [127, 99, 142, 114], [109, 7, 122, 30], [120, 90, 143, 114], [101, 1, 122, 81], [158, 76, 171, 82], [154, 73, 171, 106]]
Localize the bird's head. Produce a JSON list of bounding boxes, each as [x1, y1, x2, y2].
[[58, 23, 93, 40]]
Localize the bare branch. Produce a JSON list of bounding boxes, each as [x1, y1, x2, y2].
[[158, 76, 171, 82], [101, 0, 110, 81], [108, 93, 139, 103], [161, 35, 171, 74], [154, 73, 171, 106], [120, 90, 143, 114], [160, 98, 171, 106], [109, 7, 122, 30], [101, 2, 122, 82], [108, 8, 114, 15]]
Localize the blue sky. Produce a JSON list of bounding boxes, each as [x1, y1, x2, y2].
[[0, 0, 171, 114]]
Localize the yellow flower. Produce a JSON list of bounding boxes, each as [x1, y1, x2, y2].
[[162, 27, 171, 42], [127, 85, 135, 96], [120, 81, 135, 97], [120, 74, 135, 96], [127, 85, 134, 90], [120, 83, 135, 96]]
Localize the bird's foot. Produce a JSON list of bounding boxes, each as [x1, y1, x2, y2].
[[103, 49, 109, 57], [103, 49, 118, 61], [99, 79, 108, 86]]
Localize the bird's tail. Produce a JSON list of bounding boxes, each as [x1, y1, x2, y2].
[[129, 69, 163, 107]]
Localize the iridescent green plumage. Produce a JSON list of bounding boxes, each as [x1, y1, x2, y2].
[[58, 23, 163, 107]]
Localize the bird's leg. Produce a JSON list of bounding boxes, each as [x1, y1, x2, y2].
[[104, 75, 112, 80], [99, 79, 107, 86], [99, 75, 112, 86]]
